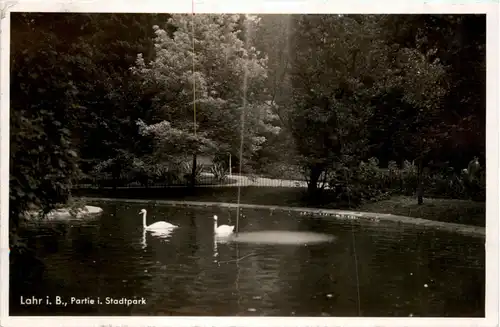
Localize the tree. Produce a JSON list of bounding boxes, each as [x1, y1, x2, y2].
[[377, 14, 484, 204], [9, 13, 87, 228], [9, 13, 175, 294], [68, 13, 172, 186], [256, 14, 446, 198], [250, 15, 298, 176], [131, 14, 279, 186], [379, 14, 486, 168], [9, 13, 88, 294]]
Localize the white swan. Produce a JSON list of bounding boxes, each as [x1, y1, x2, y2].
[[213, 215, 234, 236], [140, 209, 178, 231]]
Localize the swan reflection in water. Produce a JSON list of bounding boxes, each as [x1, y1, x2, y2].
[[141, 228, 175, 249], [213, 235, 232, 262]]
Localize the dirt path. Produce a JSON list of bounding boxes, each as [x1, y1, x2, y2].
[[77, 173, 308, 189], [224, 174, 307, 188]]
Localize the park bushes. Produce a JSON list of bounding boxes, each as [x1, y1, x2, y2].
[[324, 157, 485, 205], [256, 156, 485, 206], [210, 162, 229, 182], [82, 154, 485, 205], [80, 156, 236, 188], [325, 158, 392, 206]]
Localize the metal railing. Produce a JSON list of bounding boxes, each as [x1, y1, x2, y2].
[[74, 173, 308, 189]]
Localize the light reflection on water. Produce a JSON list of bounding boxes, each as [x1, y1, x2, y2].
[[11, 201, 484, 317], [230, 230, 335, 244]]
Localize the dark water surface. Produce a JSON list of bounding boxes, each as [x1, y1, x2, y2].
[[11, 201, 485, 316]]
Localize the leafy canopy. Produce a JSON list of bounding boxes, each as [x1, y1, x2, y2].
[[131, 14, 279, 164]]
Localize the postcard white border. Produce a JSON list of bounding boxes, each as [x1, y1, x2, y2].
[[1, 1, 498, 327]]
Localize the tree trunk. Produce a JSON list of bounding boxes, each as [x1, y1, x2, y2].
[[400, 159, 404, 193], [189, 153, 197, 188], [111, 159, 124, 191], [307, 165, 323, 196], [10, 210, 20, 231], [320, 168, 328, 190], [416, 159, 424, 205], [112, 168, 119, 191]]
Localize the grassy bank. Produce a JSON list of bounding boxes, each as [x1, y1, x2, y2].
[[73, 186, 486, 227]]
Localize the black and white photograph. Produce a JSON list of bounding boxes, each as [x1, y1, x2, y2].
[[1, 1, 498, 325]]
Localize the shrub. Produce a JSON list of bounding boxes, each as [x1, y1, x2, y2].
[[181, 161, 205, 183], [467, 170, 486, 201], [128, 158, 178, 187], [327, 157, 392, 206], [210, 163, 228, 182], [387, 160, 402, 190], [320, 155, 486, 205], [389, 158, 485, 201], [400, 160, 418, 195]]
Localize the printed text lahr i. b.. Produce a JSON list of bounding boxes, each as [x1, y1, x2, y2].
[[20, 295, 147, 306]]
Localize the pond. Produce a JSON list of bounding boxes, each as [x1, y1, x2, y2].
[[10, 200, 485, 317]]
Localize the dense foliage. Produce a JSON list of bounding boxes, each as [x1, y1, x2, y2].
[[130, 14, 279, 186], [9, 13, 486, 232]]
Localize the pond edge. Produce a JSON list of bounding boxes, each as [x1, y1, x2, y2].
[[79, 197, 485, 238], [25, 205, 103, 220]]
